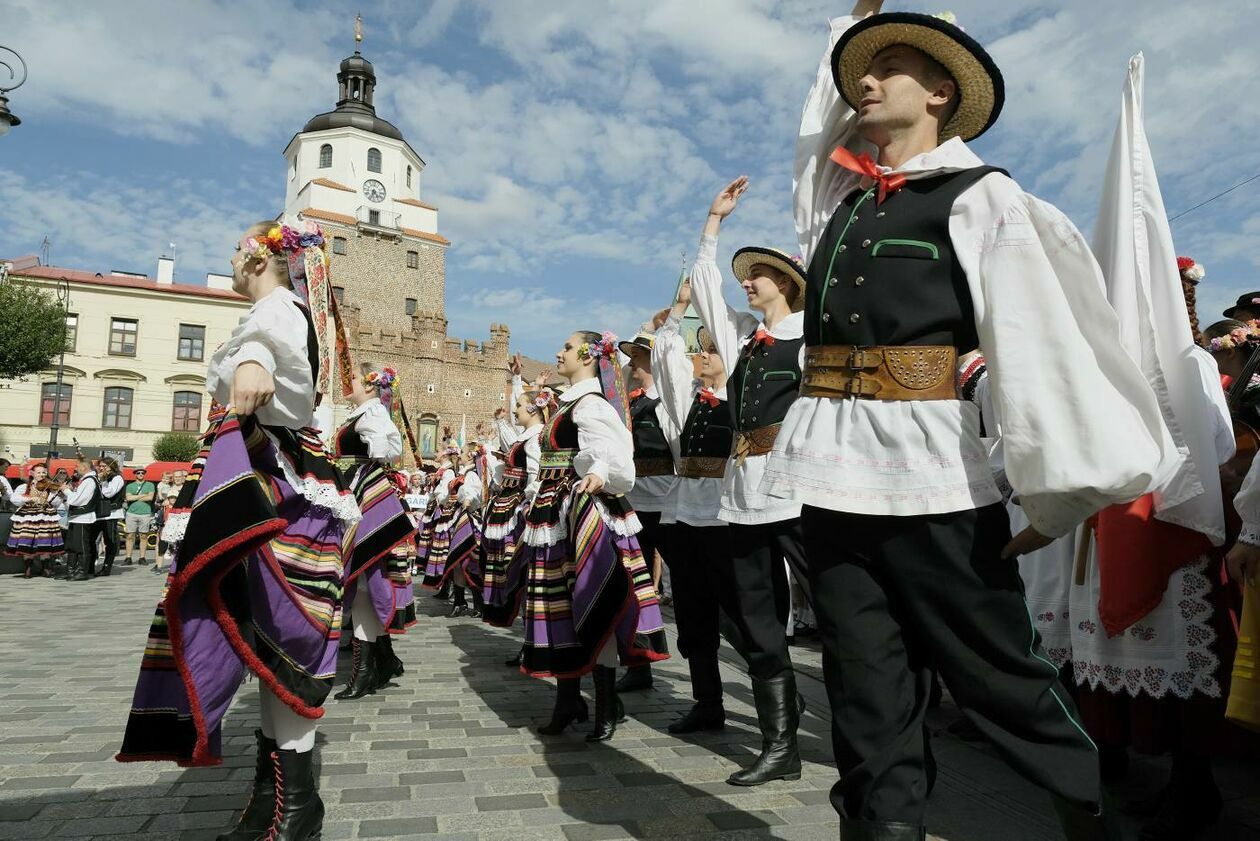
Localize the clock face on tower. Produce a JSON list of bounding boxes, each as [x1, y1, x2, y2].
[[362, 179, 386, 203]]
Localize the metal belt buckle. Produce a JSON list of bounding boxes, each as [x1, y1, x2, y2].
[[846, 346, 878, 370], [843, 375, 867, 396]]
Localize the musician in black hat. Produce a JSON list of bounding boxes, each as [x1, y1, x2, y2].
[[1223, 292, 1260, 322], [759, 2, 1180, 839]]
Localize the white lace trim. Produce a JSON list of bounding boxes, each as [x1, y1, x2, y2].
[[161, 512, 190, 543], [1239, 525, 1260, 547], [264, 428, 361, 525], [482, 509, 523, 541], [523, 494, 642, 547], [1071, 558, 1221, 700]]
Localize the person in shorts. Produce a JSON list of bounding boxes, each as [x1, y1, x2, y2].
[[123, 468, 157, 565]]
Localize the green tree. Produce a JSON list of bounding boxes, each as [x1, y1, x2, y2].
[[151, 432, 200, 462], [0, 280, 69, 380]]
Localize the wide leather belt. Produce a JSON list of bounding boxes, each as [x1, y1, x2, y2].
[[500, 467, 526, 489], [677, 455, 727, 479], [634, 457, 676, 478], [732, 423, 781, 466], [801, 345, 957, 401], [538, 448, 578, 481]]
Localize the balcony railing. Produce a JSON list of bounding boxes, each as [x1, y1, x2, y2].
[[356, 205, 401, 231]]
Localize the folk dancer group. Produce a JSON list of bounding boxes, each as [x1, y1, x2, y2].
[[109, 5, 1260, 841]]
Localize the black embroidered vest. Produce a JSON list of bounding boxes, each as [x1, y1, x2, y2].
[[629, 392, 672, 460], [334, 416, 370, 459], [680, 393, 734, 458], [727, 329, 805, 431], [804, 166, 1005, 351]]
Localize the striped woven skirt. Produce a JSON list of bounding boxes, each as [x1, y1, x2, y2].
[[415, 500, 440, 568], [422, 504, 481, 589], [519, 477, 669, 678], [481, 483, 529, 626], [6, 504, 63, 558], [343, 462, 417, 634], [117, 412, 359, 767]]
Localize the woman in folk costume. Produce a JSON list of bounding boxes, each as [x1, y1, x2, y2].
[[332, 363, 418, 701], [522, 330, 669, 742], [424, 444, 486, 616], [651, 284, 735, 734], [688, 179, 812, 786], [7, 463, 66, 578], [416, 446, 458, 595], [482, 358, 548, 644], [117, 220, 360, 841]]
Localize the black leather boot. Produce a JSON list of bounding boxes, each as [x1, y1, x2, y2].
[[373, 635, 405, 687], [587, 666, 626, 742], [504, 646, 524, 668], [538, 677, 588, 735], [614, 663, 653, 693], [466, 587, 484, 619], [1052, 794, 1123, 841], [669, 655, 725, 734], [215, 729, 278, 841], [69, 555, 89, 581], [333, 638, 377, 700], [448, 586, 468, 617], [433, 580, 452, 600], [259, 748, 324, 841], [838, 819, 927, 840], [727, 673, 802, 785]]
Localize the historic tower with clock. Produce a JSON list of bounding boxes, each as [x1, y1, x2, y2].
[[280, 46, 517, 461]]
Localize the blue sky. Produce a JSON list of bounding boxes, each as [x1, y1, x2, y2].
[[2, 0, 1258, 359]]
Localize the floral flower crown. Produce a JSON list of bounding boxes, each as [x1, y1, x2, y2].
[[532, 388, 557, 411], [244, 221, 326, 262], [1208, 319, 1260, 353], [364, 366, 397, 390], [578, 331, 618, 362], [1177, 256, 1205, 284]]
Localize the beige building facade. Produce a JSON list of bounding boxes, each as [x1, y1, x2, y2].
[[0, 261, 250, 464]]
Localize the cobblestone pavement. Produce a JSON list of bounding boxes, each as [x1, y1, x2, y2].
[[1, 565, 1257, 840]]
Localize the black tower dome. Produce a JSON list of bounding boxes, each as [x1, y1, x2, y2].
[[302, 50, 405, 141]]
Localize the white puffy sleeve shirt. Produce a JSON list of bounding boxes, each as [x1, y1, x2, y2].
[[690, 234, 803, 526], [206, 287, 315, 430], [625, 382, 680, 518], [562, 377, 636, 497], [347, 398, 402, 461], [457, 467, 483, 509], [520, 424, 544, 500], [763, 15, 1179, 539]]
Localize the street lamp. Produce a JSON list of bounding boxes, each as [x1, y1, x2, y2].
[[0, 45, 27, 137], [46, 276, 71, 464]]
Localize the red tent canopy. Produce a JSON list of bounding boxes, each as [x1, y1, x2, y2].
[[3, 458, 192, 482]]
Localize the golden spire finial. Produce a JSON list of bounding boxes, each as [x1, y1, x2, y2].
[[354, 13, 363, 44]]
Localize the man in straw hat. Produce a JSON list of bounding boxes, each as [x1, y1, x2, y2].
[[757, 2, 1181, 839]]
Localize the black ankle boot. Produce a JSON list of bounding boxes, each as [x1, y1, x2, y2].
[[614, 663, 653, 693], [216, 729, 278, 841], [433, 580, 452, 600], [538, 677, 588, 735], [669, 656, 725, 734], [587, 666, 625, 742], [1052, 794, 1123, 841], [373, 635, 404, 686], [260, 748, 324, 841], [838, 819, 926, 840], [333, 638, 377, 700], [448, 586, 468, 617], [727, 673, 802, 786], [466, 587, 484, 619], [504, 646, 524, 668]]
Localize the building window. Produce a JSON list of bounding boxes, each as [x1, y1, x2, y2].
[[109, 317, 138, 356], [171, 391, 203, 432], [463, 388, 472, 398], [406, 165, 412, 189], [63, 312, 78, 352], [178, 324, 205, 361], [102, 386, 134, 429], [405, 297, 417, 316], [39, 383, 71, 426], [367, 147, 382, 173], [332, 236, 348, 255], [332, 286, 345, 305], [406, 250, 419, 269], [426, 384, 435, 394], [319, 143, 332, 168], [367, 209, 380, 226]]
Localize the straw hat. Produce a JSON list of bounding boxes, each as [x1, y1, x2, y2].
[[831, 12, 1005, 142], [618, 332, 655, 357], [731, 247, 808, 313]]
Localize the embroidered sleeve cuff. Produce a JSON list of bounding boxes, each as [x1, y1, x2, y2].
[[697, 234, 718, 264], [233, 341, 277, 374], [1240, 524, 1260, 547]]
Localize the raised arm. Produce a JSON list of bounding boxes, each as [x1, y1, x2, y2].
[[652, 287, 700, 438], [691, 178, 760, 374]]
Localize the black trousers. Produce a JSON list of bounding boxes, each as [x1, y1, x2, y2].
[[801, 503, 1101, 826], [92, 518, 119, 569], [715, 518, 808, 681], [65, 522, 97, 574], [665, 523, 727, 702], [636, 510, 675, 583]]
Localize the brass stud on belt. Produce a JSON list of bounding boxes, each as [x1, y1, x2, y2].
[[849, 313, 860, 323], [854, 276, 864, 286]]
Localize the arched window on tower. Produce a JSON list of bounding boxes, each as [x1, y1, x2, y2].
[[406, 165, 412, 189], [367, 147, 382, 173], [319, 144, 332, 168]]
